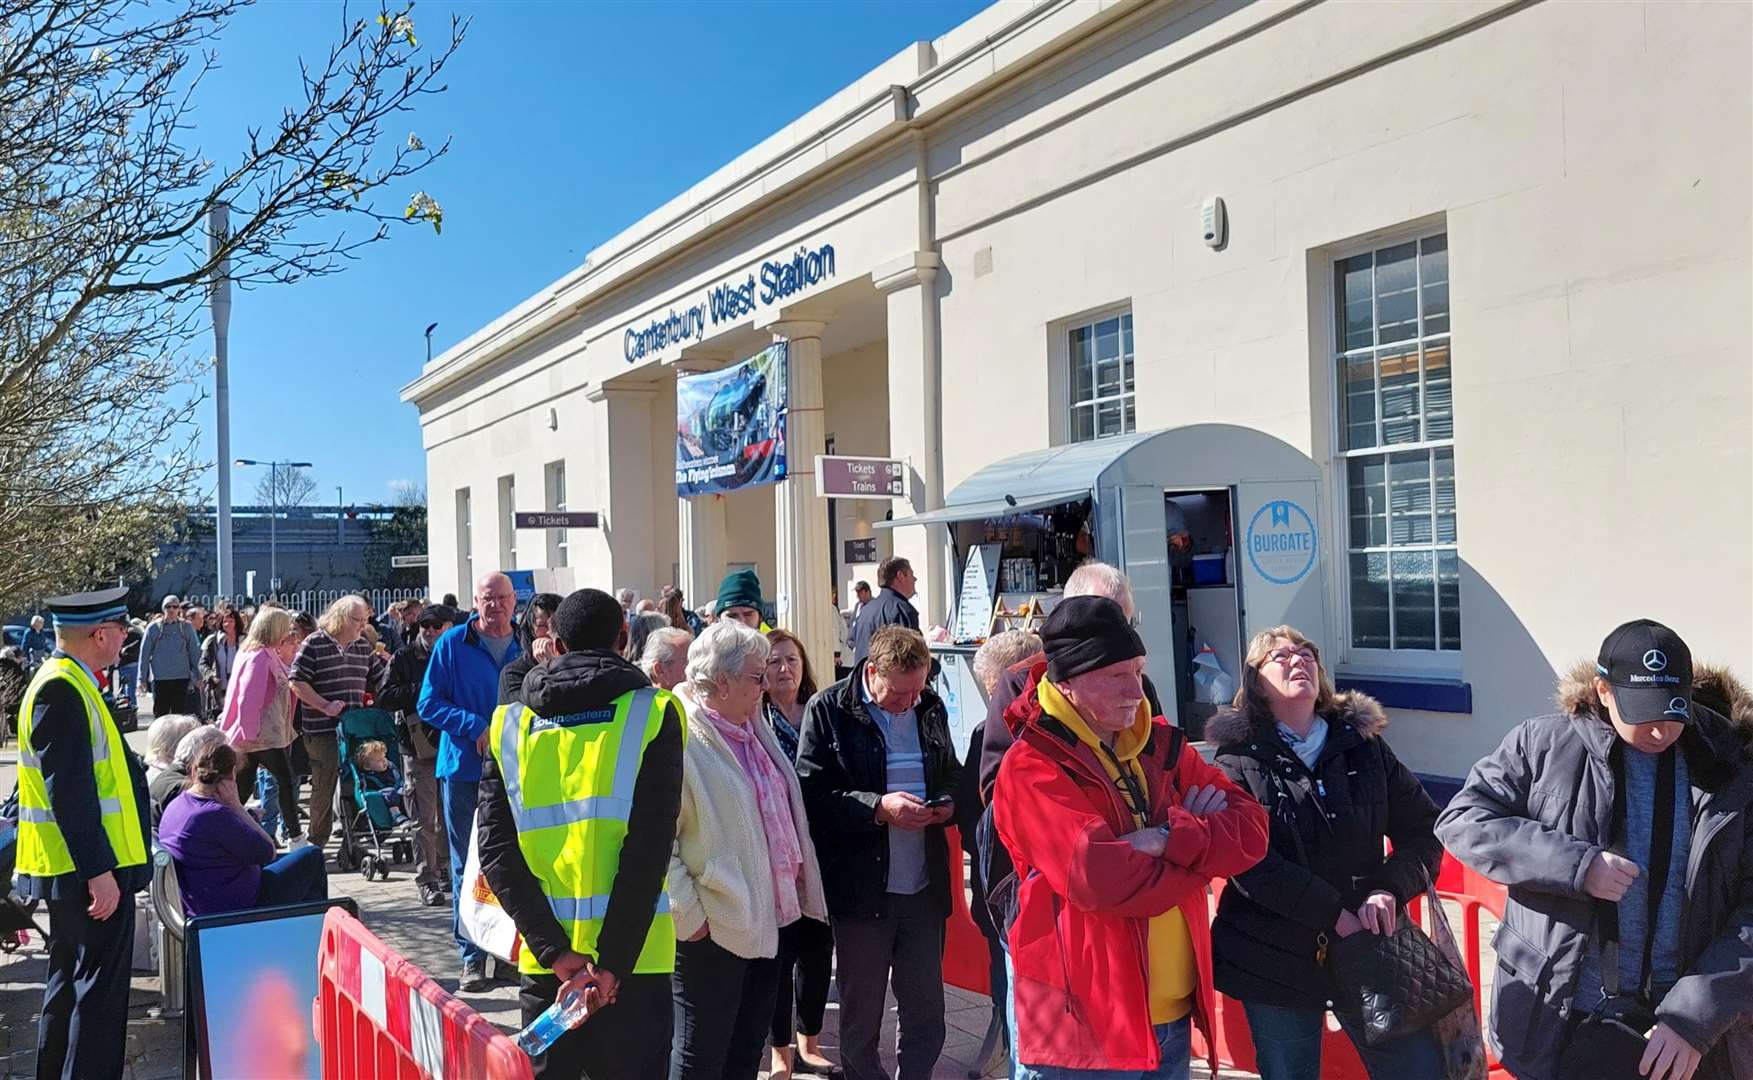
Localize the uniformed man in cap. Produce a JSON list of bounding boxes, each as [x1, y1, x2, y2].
[[13, 586, 151, 1080]]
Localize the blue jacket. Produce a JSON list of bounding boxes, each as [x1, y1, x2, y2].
[[417, 615, 520, 781]]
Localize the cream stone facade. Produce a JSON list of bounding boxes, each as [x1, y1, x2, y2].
[[402, 0, 1752, 779]]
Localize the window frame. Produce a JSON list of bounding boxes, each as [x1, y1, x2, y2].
[[1065, 307, 1137, 444], [497, 474, 517, 571], [455, 487, 473, 596], [1325, 227, 1460, 676], [544, 460, 568, 569]]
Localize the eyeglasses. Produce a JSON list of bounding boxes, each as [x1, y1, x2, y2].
[[1266, 647, 1317, 668], [730, 670, 770, 688]]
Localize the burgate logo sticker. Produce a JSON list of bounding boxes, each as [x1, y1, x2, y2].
[[1644, 649, 1668, 673], [1245, 499, 1318, 586]]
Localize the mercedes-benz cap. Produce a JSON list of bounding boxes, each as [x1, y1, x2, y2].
[[1596, 619, 1692, 724]]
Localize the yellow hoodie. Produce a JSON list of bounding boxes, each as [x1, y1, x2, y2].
[[1037, 677, 1195, 1024]]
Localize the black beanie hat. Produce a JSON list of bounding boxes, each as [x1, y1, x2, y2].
[[1042, 595, 1146, 682], [552, 589, 626, 652]]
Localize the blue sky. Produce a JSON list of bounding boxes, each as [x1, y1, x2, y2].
[[189, 0, 989, 508]]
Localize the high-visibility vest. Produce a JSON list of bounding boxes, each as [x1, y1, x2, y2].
[[14, 657, 147, 878], [488, 686, 680, 976]]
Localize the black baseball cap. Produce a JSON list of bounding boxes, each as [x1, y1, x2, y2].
[[417, 603, 460, 628], [1596, 619, 1692, 724]]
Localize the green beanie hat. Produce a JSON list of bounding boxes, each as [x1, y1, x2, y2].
[[715, 568, 764, 615]]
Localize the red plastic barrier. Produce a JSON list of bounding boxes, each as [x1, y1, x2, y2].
[[942, 826, 993, 996], [313, 906, 533, 1080]]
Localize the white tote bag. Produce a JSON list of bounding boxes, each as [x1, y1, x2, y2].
[[457, 809, 524, 965]]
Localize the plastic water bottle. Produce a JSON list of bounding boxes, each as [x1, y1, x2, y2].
[[515, 987, 590, 1057]]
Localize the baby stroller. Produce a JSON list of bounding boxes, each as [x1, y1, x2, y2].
[[333, 707, 415, 881], [1, 785, 45, 952]]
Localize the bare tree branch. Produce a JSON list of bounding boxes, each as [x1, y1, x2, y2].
[[0, 0, 467, 611]]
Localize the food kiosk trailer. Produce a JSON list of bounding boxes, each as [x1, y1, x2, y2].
[[879, 423, 1331, 745]]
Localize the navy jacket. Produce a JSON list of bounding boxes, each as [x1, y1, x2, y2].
[[847, 587, 920, 665], [417, 615, 520, 781], [16, 654, 152, 900]]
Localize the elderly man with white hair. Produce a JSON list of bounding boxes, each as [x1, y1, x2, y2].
[[669, 621, 827, 1079], [638, 626, 692, 691], [289, 594, 384, 855]]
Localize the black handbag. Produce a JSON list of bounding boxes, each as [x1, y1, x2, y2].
[[1324, 906, 1474, 1047], [1557, 747, 1676, 1080], [1267, 765, 1473, 1048]]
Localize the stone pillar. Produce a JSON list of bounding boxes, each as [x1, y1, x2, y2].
[[678, 494, 726, 617], [874, 251, 949, 625], [768, 320, 837, 671], [587, 383, 658, 598]]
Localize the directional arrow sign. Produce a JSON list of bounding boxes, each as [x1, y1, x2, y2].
[[815, 455, 906, 499], [514, 511, 600, 529]]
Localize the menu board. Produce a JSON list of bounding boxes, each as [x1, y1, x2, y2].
[[951, 544, 1003, 642]]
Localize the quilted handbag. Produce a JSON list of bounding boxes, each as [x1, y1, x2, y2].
[[1325, 914, 1474, 1047]]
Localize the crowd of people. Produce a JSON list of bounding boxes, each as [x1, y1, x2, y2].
[[9, 558, 1752, 1080]]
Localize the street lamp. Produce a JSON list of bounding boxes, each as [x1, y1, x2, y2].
[[235, 458, 313, 595]]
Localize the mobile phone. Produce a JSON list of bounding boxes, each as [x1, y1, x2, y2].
[[925, 795, 954, 809]]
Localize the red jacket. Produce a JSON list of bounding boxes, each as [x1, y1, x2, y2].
[[993, 662, 1268, 1073]]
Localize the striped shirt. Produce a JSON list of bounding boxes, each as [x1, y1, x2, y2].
[[290, 631, 380, 735], [862, 680, 928, 896]]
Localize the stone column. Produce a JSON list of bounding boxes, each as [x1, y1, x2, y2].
[[768, 319, 837, 671], [586, 383, 658, 599], [874, 251, 949, 625], [678, 494, 726, 618]]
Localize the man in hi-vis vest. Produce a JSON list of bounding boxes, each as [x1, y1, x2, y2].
[[13, 586, 151, 1080], [478, 588, 685, 1079]]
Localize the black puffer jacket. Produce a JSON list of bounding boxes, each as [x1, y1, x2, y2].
[[476, 649, 684, 978], [794, 660, 961, 920], [1438, 663, 1753, 1080], [1207, 692, 1442, 1008]]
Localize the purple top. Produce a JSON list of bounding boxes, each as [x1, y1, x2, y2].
[[157, 792, 275, 917]]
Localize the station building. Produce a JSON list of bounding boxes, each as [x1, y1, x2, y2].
[[402, 0, 1752, 782]]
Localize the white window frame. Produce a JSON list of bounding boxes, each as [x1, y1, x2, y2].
[[497, 474, 517, 571], [455, 487, 472, 593], [1065, 307, 1137, 444], [1327, 227, 1460, 675], [544, 460, 568, 569]]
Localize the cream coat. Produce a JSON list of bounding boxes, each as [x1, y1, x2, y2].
[[668, 685, 828, 960]]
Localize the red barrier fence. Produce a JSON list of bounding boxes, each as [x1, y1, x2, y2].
[[941, 840, 1512, 1079], [313, 906, 533, 1080]]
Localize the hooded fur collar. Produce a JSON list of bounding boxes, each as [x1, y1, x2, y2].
[[1204, 689, 1388, 749], [1557, 659, 1753, 751]]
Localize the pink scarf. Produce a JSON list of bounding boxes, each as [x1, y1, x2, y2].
[[703, 704, 804, 927]]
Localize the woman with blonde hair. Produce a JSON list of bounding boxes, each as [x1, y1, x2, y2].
[[218, 607, 309, 849], [1205, 625, 1444, 1079], [669, 621, 828, 1080]]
